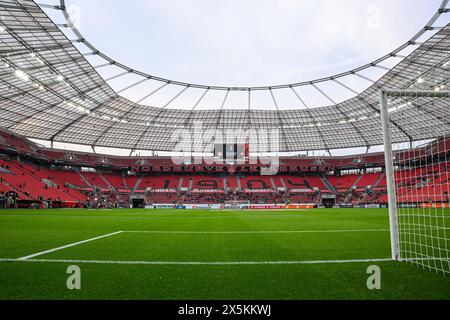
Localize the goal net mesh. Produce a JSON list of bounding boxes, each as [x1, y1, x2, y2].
[[381, 90, 450, 275]]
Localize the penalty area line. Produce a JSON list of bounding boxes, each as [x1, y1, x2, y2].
[[0, 258, 393, 266], [16, 231, 124, 261], [123, 229, 390, 234]]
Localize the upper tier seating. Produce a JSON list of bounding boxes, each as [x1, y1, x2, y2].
[[0, 156, 447, 206], [303, 176, 330, 192], [240, 176, 274, 191], [124, 175, 141, 191], [139, 176, 180, 191], [355, 173, 383, 190], [281, 176, 330, 193], [226, 176, 240, 190], [48, 170, 89, 189], [101, 173, 127, 191], [189, 176, 225, 192], [282, 176, 314, 193], [82, 172, 110, 190], [327, 175, 359, 192]]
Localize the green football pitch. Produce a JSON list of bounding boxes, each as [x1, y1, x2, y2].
[[0, 208, 449, 300]]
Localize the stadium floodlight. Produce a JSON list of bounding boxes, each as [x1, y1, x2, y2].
[[380, 90, 450, 275]]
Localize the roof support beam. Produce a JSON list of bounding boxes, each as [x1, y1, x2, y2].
[[311, 83, 370, 147], [93, 83, 174, 148], [290, 86, 331, 151], [3, 6, 110, 111], [136, 83, 169, 104], [269, 88, 289, 150], [50, 95, 121, 141], [333, 79, 414, 143], [130, 86, 190, 151]]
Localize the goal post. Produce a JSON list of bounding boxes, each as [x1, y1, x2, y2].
[[224, 201, 250, 210], [380, 89, 450, 275], [380, 90, 400, 261]]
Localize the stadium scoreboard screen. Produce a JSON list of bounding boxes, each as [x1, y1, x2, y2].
[[214, 144, 249, 162]]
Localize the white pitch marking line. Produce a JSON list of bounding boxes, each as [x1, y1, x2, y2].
[[124, 229, 390, 234], [0, 258, 393, 266], [16, 231, 124, 261]]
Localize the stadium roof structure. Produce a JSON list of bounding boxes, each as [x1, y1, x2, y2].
[[0, 0, 450, 153]]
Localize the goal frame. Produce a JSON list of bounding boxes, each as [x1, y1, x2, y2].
[[380, 89, 450, 261], [224, 200, 250, 210]]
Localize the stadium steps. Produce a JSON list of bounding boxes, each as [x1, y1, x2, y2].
[[188, 178, 193, 193], [279, 177, 288, 190], [349, 175, 363, 192], [0, 180, 33, 200], [320, 175, 336, 193], [132, 175, 143, 193], [78, 172, 93, 189], [343, 175, 364, 203], [122, 173, 128, 190], [0, 161, 81, 202], [9, 162, 58, 190], [224, 176, 228, 193], [237, 177, 242, 191], [42, 179, 57, 188], [303, 179, 313, 191], [178, 177, 184, 192], [98, 172, 118, 193], [370, 172, 386, 193], [8, 161, 41, 180], [270, 177, 278, 192]]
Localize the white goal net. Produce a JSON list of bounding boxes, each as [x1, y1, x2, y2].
[[224, 201, 250, 210], [380, 90, 450, 275]]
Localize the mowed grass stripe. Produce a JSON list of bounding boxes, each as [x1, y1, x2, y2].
[[0, 208, 449, 300], [34, 230, 390, 263]]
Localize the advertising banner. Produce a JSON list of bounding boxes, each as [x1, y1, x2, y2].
[[420, 203, 449, 209], [190, 189, 225, 194], [249, 204, 286, 210], [248, 204, 314, 210], [244, 189, 275, 194], [286, 204, 315, 209], [364, 204, 381, 209], [149, 189, 177, 193], [147, 204, 177, 209], [289, 189, 315, 194]]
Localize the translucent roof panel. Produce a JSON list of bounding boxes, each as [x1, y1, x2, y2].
[[0, 0, 449, 152]]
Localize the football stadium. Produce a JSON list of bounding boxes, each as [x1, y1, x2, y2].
[[0, 0, 450, 302]]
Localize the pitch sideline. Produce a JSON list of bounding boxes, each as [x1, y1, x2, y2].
[[124, 229, 390, 234], [0, 258, 393, 266]]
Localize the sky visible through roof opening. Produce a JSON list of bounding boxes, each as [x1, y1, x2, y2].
[[40, 0, 446, 111], [33, 0, 447, 155], [56, 0, 440, 85]]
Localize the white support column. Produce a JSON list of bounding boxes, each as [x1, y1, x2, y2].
[[380, 90, 400, 261]]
